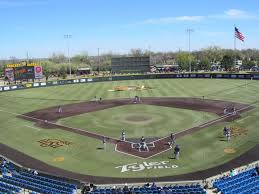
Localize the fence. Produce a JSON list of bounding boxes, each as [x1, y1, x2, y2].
[[1, 73, 259, 93]]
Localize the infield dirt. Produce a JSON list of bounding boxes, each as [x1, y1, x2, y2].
[[21, 97, 253, 158]]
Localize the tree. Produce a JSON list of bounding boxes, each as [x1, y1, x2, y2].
[[50, 53, 66, 64], [129, 48, 144, 57], [58, 64, 67, 79], [221, 54, 234, 70], [41, 60, 57, 80], [176, 52, 195, 71], [198, 57, 210, 70], [72, 54, 91, 65], [243, 60, 256, 70]]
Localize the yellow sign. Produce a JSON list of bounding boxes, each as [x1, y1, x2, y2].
[[25, 83, 32, 88], [27, 63, 39, 66], [6, 64, 21, 68], [6, 63, 39, 68]]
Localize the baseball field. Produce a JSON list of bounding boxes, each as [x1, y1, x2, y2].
[[0, 78, 258, 183]]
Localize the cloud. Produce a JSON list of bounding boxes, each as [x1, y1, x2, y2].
[[138, 16, 204, 25], [210, 9, 258, 20], [133, 9, 258, 26], [0, 0, 48, 8], [225, 9, 247, 18]]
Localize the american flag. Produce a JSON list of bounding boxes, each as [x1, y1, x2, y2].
[[235, 27, 245, 42]]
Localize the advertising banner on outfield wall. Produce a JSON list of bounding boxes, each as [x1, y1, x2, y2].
[[4, 68, 15, 82], [34, 66, 43, 79]]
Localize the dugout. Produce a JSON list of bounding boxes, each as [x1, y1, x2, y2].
[[77, 67, 91, 75]]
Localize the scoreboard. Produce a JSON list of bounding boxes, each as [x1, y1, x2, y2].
[[14, 66, 35, 80], [111, 56, 150, 73], [5, 63, 43, 81]]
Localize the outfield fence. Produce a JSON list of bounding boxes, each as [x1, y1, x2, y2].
[[0, 72, 259, 93]]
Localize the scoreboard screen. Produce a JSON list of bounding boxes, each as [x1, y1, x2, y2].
[[14, 66, 35, 80], [111, 56, 150, 73]]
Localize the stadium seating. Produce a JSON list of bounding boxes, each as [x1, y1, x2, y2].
[[0, 161, 77, 194], [213, 168, 259, 194], [88, 184, 206, 194], [0, 179, 21, 193]]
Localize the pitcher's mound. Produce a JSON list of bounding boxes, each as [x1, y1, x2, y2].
[[126, 115, 152, 122]]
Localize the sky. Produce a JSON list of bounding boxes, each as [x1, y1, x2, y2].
[[0, 0, 258, 59]]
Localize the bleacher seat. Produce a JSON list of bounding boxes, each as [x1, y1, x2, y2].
[[0, 171, 77, 194], [213, 168, 259, 194]]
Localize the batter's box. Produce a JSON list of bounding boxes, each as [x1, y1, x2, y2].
[[131, 142, 155, 148], [131, 142, 155, 152]]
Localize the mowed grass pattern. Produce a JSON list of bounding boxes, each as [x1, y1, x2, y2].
[[0, 79, 258, 177], [59, 105, 217, 138]]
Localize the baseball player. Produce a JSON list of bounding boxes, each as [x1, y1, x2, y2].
[[174, 145, 180, 160], [223, 107, 227, 115], [233, 106, 237, 115], [133, 96, 137, 104], [140, 136, 145, 143], [137, 96, 140, 102], [226, 128, 231, 141], [121, 129, 126, 141], [169, 133, 176, 148], [223, 126, 227, 137], [58, 106, 63, 113], [102, 136, 106, 149], [140, 136, 147, 150]]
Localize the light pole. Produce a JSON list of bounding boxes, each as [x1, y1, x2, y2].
[[64, 34, 72, 77], [97, 48, 100, 74], [186, 29, 194, 72]]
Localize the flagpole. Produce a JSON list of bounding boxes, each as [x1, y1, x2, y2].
[[234, 25, 236, 67]]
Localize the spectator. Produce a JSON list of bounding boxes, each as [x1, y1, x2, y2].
[[145, 182, 150, 188], [151, 182, 157, 188], [90, 183, 96, 191], [123, 183, 129, 193], [33, 170, 38, 175], [111, 185, 116, 193], [81, 183, 90, 194], [253, 166, 259, 176]]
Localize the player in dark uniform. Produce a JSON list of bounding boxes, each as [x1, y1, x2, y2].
[[140, 136, 145, 143], [102, 136, 106, 149], [223, 126, 227, 137], [174, 145, 180, 160], [133, 96, 137, 104]]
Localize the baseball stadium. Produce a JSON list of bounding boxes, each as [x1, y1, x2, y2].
[[0, 72, 259, 193], [0, 1, 259, 194]]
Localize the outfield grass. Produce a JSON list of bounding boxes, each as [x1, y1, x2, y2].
[[0, 79, 258, 178]]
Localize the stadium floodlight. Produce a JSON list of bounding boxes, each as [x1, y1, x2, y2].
[[186, 29, 194, 72], [64, 34, 72, 77]]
